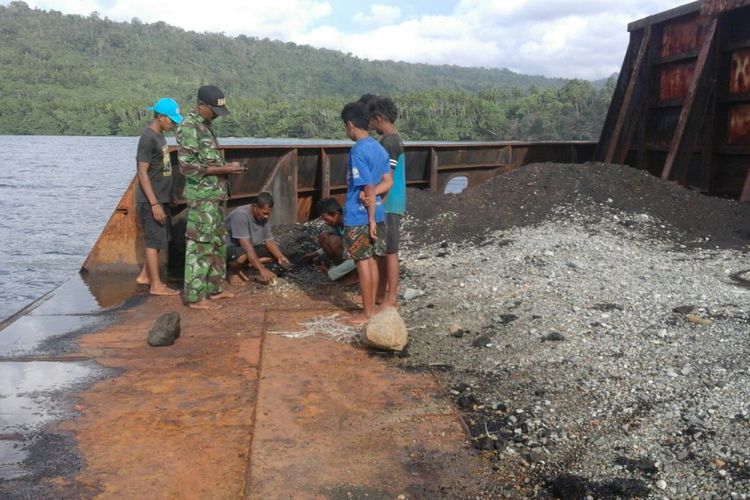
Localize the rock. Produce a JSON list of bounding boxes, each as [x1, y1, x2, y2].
[[547, 474, 589, 499], [363, 308, 408, 351], [449, 323, 465, 338], [493, 314, 518, 325], [456, 394, 477, 409], [602, 479, 649, 497], [656, 479, 667, 490], [673, 305, 695, 314], [453, 383, 471, 393], [473, 435, 497, 450], [527, 450, 546, 463], [541, 332, 566, 342], [493, 402, 508, 412], [148, 312, 180, 347], [686, 314, 713, 325], [472, 335, 492, 348], [402, 288, 425, 301], [567, 260, 584, 270]]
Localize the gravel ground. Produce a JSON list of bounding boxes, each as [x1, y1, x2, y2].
[[278, 162, 750, 499]]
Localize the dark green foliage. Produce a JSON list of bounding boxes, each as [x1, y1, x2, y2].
[[0, 2, 614, 140]]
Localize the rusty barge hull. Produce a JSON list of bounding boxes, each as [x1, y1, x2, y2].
[[82, 141, 596, 273], [597, 0, 750, 200]]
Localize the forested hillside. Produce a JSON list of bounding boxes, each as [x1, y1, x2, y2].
[[0, 1, 615, 140]]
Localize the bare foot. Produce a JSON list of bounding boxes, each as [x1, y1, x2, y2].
[[188, 300, 222, 310], [149, 284, 180, 296], [210, 291, 235, 300], [345, 312, 370, 326], [136, 276, 150, 286], [227, 274, 249, 286]]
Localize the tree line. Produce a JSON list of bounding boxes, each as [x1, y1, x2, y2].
[[0, 1, 615, 141]]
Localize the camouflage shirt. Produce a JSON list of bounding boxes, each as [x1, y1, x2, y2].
[[177, 110, 227, 202]]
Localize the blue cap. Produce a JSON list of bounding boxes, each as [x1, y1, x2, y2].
[[147, 98, 183, 124]]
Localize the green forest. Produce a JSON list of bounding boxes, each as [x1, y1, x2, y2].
[[0, 1, 616, 141]]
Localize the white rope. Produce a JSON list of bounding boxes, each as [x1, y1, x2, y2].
[[268, 314, 361, 344]]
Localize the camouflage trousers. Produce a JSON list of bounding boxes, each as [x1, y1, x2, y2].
[[184, 201, 226, 303]]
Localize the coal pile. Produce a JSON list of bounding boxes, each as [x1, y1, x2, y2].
[[277, 162, 750, 498], [405, 162, 750, 249], [394, 163, 750, 498]]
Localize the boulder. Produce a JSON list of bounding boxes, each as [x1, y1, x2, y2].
[[148, 312, 181, 347], [363, 308, 408, 351]]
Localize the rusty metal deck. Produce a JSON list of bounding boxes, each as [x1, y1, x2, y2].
[[1, 282, 484, 497]]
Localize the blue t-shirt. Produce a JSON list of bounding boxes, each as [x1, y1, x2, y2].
[[380, 134, 406, 215], [344, 136, 389, 226]]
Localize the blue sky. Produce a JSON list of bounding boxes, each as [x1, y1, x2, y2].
[[4, 0, 689, 79]]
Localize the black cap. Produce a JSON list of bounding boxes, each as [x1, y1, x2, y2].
[[198, 85, 230, 116]]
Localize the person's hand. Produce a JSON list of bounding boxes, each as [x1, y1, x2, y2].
[[258, 267, 276, 283], [227, 161, 245, 175], [359, 190, 374, 207], [151, 204, 167, 224], [369, 221, 377, 241], [303, 251, 319, 261]]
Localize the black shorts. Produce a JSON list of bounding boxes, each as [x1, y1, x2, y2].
[[227, 243, 272, 261], [138, 202, 171, 249], [385, 213, 401, 254]]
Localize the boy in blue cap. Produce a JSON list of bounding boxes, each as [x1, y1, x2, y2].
[[135, 98, 183, 295]]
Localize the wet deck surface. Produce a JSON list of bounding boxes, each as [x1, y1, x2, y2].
[[0, 279, 480, 498]]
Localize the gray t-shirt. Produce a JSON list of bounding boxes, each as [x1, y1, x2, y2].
[[225, 205, 273, 246], [135, 127, 172, 203]]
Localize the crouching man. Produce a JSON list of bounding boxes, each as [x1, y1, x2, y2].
[[225, 192, 290, 285], [305, 197, 357, 284]]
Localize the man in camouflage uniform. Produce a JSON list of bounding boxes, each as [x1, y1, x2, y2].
[[177, 85, 245, 309]]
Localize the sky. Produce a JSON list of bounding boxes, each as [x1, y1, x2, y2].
[[3, 0, 691, 79]]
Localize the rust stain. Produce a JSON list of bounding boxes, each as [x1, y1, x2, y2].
[[727, 104, 750, 146], [659, 62, 696, 101], [248, 310, 480, 498], [46, 287, 481, 497], [701, 0, 750, 16], [661, 19, 704, 59], [81, 178, 144, 273], [57, 293, 264, 498], [730, 49, 750, 95]]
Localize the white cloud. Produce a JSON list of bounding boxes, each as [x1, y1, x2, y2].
[[9, 0, 690, 79], [24, 0, 333, 38], [296, 0, 687, 78], [353, 4, 401, 27]]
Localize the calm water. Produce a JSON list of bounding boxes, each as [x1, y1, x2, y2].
[[0, 135, 352, 321], [0, 136, 137, 321]]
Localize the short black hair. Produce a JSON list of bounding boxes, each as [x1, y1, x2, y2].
[[255, 191, 274, 208], [357, 93, 379, 109], [340, 102, 369, 130], [317, 197, 342, 216], [370, 97, 398, 124]]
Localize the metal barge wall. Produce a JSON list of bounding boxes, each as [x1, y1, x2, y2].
[[82, 141, 595, 273], [596, 0, 750, 200]]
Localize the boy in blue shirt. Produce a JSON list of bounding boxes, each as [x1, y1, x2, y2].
[[340, 102, 390, 324], [368, 96, 406, 308]]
